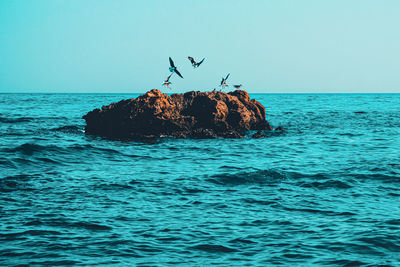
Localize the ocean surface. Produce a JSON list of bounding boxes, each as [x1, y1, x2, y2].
[[1, 93, 399, 266]]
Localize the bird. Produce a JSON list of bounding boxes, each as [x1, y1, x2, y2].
[[220, 73, 230, 88], [169, 57, 183, 78], [162, 74, 172, 88], [188, 56, 205, 68], [233, 84, 242, 89]]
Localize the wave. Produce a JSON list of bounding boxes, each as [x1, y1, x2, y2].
[[355, 235, 400, 252], [206, 169, 288, 185], [206, 169, 346, 187], [0, 116, 33, 123], [68, 143, 121, 154], [0, 158, 17, 168], [3, 142, 125, 158], [206, 169, 391, 189], [0, 250, 36, 257], [0, 174, 38, 193], [28, 260, 81, 266], [297, 179, 353, 189], [69, 144, 136, 159], [190, 244, 238, 253], [51, 125, 83, 134], [350, 173, 400, 183], [71, 221, 112, 231], [20, 217, 112, 231], [284, 207, 356, 216], [0, 229, 62, 239], [228, 237, 257, 244], [319, 260, 367, 266], [3, 143, 62, 155], [92, 182, 134, 191]]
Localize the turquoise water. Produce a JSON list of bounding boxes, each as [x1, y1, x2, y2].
[[1, 93, 400, 266]]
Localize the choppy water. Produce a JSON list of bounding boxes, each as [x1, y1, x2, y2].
[[1, 93, 400, 266]]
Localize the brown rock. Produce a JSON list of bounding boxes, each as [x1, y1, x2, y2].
[[83, 89, 274, 139]]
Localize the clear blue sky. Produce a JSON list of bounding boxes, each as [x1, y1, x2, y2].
[[1, 0, 399, 93]]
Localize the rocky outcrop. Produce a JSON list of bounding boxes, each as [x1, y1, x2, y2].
[[83, 89, 274, 139]]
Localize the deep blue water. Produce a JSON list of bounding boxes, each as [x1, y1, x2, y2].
[[1, 93, 400, 266]]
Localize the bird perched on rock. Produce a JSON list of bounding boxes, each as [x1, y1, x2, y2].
[[188, 56, 205, 68], [162, 74, 172, 88], [220, 73, 230, 89], [169, 57, 183, 78], [233, 84, 242, 89]]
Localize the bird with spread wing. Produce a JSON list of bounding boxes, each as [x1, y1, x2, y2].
[[220, 73, 230, 89], [169, 57, 183, 78], [162, 74, 172, 88], [188, 56, 205, 68]]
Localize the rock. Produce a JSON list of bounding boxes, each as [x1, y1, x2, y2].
[[83, 89, 274, 139], [190, 128, 218, 139], [275, 126, 285, 131], [252, 130, 268, 139]]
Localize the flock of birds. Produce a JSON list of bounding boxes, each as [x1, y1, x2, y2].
[[162, 57, 242, 91]]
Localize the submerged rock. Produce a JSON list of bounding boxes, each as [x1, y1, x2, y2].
[[83, 89, 273, 139], [252, 130, 268, 139]]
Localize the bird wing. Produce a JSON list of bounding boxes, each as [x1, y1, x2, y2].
[[198, 58, 205, 66], [188, 57, 195, 64], [220, 78, 224, 85], [166, 74, 172, 82], [225, 73, 230, 80], [169, 57, 175, 67], [174, 69, 184, 78]]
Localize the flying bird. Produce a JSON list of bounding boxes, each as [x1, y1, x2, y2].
[[162, 74, 172, 88], [188, 56, 205, 68], [233, 84, 242, 89], [220, 73, 230, 88], [169, 57, 183, 78]]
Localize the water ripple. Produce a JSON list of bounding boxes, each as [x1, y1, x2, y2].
[[1, 93, 399, 265]]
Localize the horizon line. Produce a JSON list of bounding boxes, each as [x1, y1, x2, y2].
[[0, 91, 399, 94]]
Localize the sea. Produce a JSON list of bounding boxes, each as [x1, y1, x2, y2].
[[0, 93, 399, 266]]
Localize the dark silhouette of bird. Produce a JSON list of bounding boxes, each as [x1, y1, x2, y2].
[[169, 57, 183, 78], [162, 74, 172, 88], [188, 56, 205, 68], [220, 73, 230, 88], [233, 84, 242, 89]]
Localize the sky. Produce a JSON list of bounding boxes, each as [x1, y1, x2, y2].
[[0, 0, 399, 93]]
